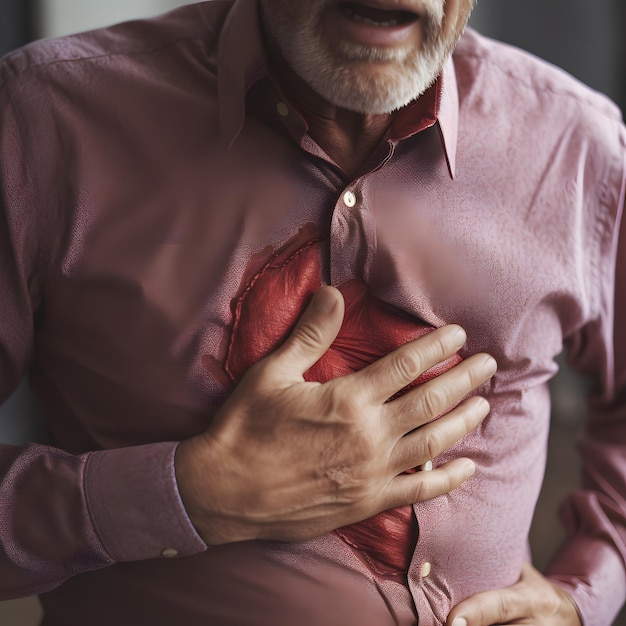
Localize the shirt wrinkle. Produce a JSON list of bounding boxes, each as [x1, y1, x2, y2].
[[0, 1, 625, 625], [455, 33, 623, 124]]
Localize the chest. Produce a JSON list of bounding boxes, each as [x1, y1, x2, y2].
[[35, 124, 600, 442]]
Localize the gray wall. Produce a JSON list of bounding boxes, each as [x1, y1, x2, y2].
[[34, 0, 191, 38], [0, 0, 32, 55], [469, 0, 624, 109]]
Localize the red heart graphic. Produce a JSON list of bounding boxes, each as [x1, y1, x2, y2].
[[221, 235, 461, 578]]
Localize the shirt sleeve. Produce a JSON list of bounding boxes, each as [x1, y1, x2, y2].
[[546, 138, 626, 625], [0, 441, 206, 598], [0, 56, 206, 599]]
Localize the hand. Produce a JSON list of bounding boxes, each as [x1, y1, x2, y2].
[[175, 286, 497, 545], [447, 563, 582, 626]]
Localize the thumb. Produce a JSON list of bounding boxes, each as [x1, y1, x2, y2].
[[447, 584, 524, 626], [270, 286, 344, 375]]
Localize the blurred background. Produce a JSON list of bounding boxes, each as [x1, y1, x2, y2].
[[0, 0, 625, 623]]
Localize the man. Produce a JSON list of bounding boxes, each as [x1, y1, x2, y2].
[[0, 0, 624, 624]]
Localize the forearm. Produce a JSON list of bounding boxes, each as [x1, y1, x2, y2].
[[546, 193, 626, 625], [545, 431, 626, 624], [0, 441, 205, 598]]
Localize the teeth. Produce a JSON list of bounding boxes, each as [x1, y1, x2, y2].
[[344, 6, 399, 27], [353, 13, 399, 26]]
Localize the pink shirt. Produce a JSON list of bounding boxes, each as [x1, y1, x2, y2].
[[1, 1, 625, 624]]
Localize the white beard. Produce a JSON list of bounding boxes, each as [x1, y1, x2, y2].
[[260, 1, 466, 114]]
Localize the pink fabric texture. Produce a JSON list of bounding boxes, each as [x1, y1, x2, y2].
[[0, 0, 625, 624], [222, 233, 461, 578]]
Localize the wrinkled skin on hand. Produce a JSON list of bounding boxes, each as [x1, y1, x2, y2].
[[222, 234, 461, 577], [447, 563, 581, 626], [180, 228, 494, 554]]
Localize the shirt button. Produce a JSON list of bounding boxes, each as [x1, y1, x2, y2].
[[343, 190, 357, 207], [420, 561, 431, 578], [276, 102, 289, 117], [161, 548, 179, 558]]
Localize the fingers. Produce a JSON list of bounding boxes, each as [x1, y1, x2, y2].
[[352, 325, 469, 404], [448, 587, 527, 626], [446, 564, 582, 626], [448, 569, 531, 626], [386, 457, 476, 505], [388, 352, 497, 435], [382, 395, 489, 506], [392, 395, 490, 473], [268, 286, 345, 376]]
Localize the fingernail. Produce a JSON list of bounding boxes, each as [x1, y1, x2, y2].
[[462, 459, 476, 476], [452, 618, 467, 626], [482, 356, 497, 376], [453, 326, 467, 347], [313, 288, 337, 313]]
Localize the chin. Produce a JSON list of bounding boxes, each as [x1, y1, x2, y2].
[[291, 30, 453, 114], [304, 51, 446, 114], [319, 68, 437, 114], [261, 1, 457, 115]]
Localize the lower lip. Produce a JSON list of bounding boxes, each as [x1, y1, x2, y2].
[[323, 4, 423, 49]]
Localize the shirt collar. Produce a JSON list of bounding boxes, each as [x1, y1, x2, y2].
[[217, 0, 459, 178], [437, 55, 459, 178], [217, 0, 269, 147]]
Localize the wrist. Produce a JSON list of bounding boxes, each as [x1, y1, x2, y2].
[[174, 436, 257, 546], [551, 582, 582, 625]]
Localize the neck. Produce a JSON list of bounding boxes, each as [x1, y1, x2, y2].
[[265, 43, 395, 179]]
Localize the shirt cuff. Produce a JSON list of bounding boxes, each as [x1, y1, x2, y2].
[[546, 534, 626, 626], [84, 441, 207, 563]]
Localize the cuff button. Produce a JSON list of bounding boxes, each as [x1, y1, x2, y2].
[[161, 548, 179, 558]]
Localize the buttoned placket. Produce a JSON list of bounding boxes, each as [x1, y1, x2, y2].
[[328, 140, 399, 287], [327, 142, 446, 626], [269, 90, 397, 288], [408, 496, 451, 625], [330, 153, 452, 626], [270, 94, 446, 621]]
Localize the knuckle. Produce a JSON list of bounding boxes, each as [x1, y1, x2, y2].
[[409, 465, 465, 504], [465, 355, 493, 388], [456, 396, 489, 431], [458, 405, 478, 432], [419, 385, 447, 418], [392, 351, 423, 383], [334, 377, 368, 412], [290, 322, 327, 352], [328, 383, 366, 422], [493, 592, 511, 621], [408, 477, 426, 502], [431, 333, 450, 359], [466, 365, 486, 389], [423, 429, 445, 461]]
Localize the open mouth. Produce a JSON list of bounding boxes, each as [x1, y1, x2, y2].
[[337, 2, 420, 27]]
